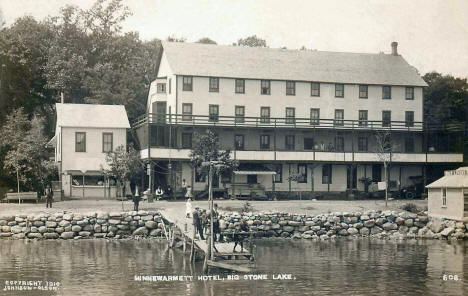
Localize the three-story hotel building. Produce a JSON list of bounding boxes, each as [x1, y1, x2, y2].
[[133, 41, 464, 198]]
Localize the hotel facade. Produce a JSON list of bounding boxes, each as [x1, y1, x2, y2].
[[133, 41, 464, 198]]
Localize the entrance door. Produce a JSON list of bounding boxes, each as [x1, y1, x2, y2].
[[152, 102, 166, 123], [247, 175, 257, 184], [464, 191, 468, 217], [347, 165, 357, 189]]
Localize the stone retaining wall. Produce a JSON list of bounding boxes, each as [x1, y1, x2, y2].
[[219, 211, 468, 240], [0, 211, 164, 240]]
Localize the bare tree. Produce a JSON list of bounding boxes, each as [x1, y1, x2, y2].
[[375, 130, 393, 207]]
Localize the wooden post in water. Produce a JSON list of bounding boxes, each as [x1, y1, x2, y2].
[[190, 226, 195, 263]]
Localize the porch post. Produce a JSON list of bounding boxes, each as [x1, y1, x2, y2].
[[82, 173, 85, 199]]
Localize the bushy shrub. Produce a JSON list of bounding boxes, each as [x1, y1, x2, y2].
[[401, 203, 419, 213]]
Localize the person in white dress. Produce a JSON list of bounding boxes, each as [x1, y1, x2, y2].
[[186, 197, 192, 218]]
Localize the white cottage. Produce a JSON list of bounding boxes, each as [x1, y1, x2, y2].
[[426, 167, 468, 221], [51, 103, 130, 198]]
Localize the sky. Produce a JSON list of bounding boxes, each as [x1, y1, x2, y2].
[[0, 0, 467, 78]]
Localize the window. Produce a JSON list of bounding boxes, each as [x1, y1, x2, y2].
[[260, 135, 270, 150], [405, 111, 414, 127], [195, 169, 206, 183], [286, 81, 295, 95], [273, 164, 282, 183], [405, 87, 414, 100], [372, 164, 382, 182], [335, 136, 344, 152], [286, 107, 295, 124], [335, 84, 344, 97], [75, 132, 86, 152], [304, 138, 314, 150], [260, 107, 270, 124], [442, 188, 447, 206], [359, 85, 368, 98], [261, 80, 270, 95], [334, 109, 344, 126], [382, 111, 391, 127], [209, 77, 219, 92], [235, 79, 245, 94], [322, 164, 332, 184], [358, 110, 368, 126], [382, 86, 391, 99], [297, 164, 307, 183], [310, 108, 320, 125], [183, 76, 192, 91], [102, 133, 113, 153], [168, 78, 171, 94], [285, 135, 295, 150], [358, 137, 368, 152], [182, 103, 193, 121], [234, 135, 244, 150], [209, 105, 219, 122], [405, 137, 414, 152], [235, 106, 245, 123], [182, 133, 192, 149], [157, 83, 166, 93], [311, 82, 320, 97]]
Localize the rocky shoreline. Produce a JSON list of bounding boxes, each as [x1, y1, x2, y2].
[[0, 210, 466, 241]]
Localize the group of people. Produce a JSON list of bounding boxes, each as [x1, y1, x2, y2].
[[186, 200, 223, 243]]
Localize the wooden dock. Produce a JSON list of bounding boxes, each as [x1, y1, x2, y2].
[[160, 207, 254, 273]]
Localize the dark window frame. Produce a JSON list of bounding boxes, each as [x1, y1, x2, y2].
[[182, 103, 193, 121], [322, 164, 332, 184], [182, 76, 193, 91], [209, 104, 219, 122], [297, 164, 307, 183], [235, 105, 245, 123], [273, 164, 282, 183], [168, 78, 171, 94], [358, 137, 368, 152], [335, 84, 344, 98], [234, 134, 245, 150], [405, 111, 414, 127], [382, 110, 391, 127], [358, 110, 368, 126], [285, 135, 295, 150], [405, 87, 414, 100], [102, 132, 113, 153], [334, 109, 344, 126], [359, 85, 368, 98], [311, 82, 320, 97], [304, 138, 315, 150], [260, 106, 270, 124], [260, 135, 270, 150], [261, 80, 271, 95], [181, 133, 193, 149], [286, 81, 296, 96], [209, 77, 219, 92], [382, 85, 391, 99], [335, 136, 344, 152], [310, 108, 320, 125], [405, 136, 414, 153], [285, 107, 295, 124], [235, 79, 245, 94], [75, 132, 86, 152], [157, 83, 166, 93]]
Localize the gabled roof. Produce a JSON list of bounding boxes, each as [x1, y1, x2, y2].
[[426, 167, 468, 188], [55, 103, 130, 129], [161, 41, 427, 87]]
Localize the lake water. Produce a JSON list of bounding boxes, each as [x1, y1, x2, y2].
[[0, 238, 466, 296]]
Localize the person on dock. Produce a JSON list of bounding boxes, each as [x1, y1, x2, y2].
[[211, 203, 223, 242], [186, 197, 192, 218], [231, 220, 249, 252], [192, 207, 205, 240], [45, 184, 53, 208], [133, 186, 141, 211], [155, 186, 164, 201]]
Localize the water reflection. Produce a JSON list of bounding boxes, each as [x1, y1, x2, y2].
[[0, 238, 466, 296]]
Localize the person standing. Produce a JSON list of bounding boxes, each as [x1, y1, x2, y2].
[[185, 197, 192, 218], [133, 186, 141, 211], [181, 179, 187, 196], [212, 203, 223, 242], [192, 208, 205, 240], [155, 186, 164, 201], [45, 184, 53, 208]]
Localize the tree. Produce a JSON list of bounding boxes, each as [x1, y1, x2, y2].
[[166, 36, 186, 43], [196, 37, 217, 45], [103, 145, 144, 210], [375, 130, 393, 207], [236, 35, 267, 47]]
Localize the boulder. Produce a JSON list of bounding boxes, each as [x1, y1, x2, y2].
[[440, 227, 454, 237], [338, 229, 348, 236], [395, 217, 405, 225], [71, 225, 82, 232], [33, 221, 44, 227], [141, 215, 154, 221], [0, 233, 12, 237], [360, 215, 370, 221], [58, 220, 70, 227], [404, 219, 414, 227], [96, 219, 107, 225], [108, 219, 121, 225], [94, 225, 102, 233], [63, 214, 73, 221], [61, 232, 75, 239], [149, 229, 162, 236], [398, 226, 409, 233], [360, 227, 370, 235], [12, 233, 25, 239], [1, 226, 10, 232], [44, 233, 59, 239], [77, 219, 89, 226], [96, 212, 109, 220], [45, 221, 57, 228], [417, 216, 429, 223], [27, 233, 43, 239], [429, 221, 444, 233], [55, 227, 64, 234], [382, 223, 398, 231], [133, 227, 148, 236], [347, 227, 359, 235], [145, 221, 157, 229], [364, 220, 375, 228], [353, 222, 363, 229], [11, 226, 22, 234], [283, 226, 294, 232], [371, 226, 383, 234], [375, 218, 386, 226], [82, 225, 94, 232], [94, 233, 106, 238], [78, 231, 92, 238]]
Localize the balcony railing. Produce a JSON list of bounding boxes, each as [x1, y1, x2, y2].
[[132, 113, 465, 132]]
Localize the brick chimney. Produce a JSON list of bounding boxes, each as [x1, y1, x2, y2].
[[391, 42, 398, 56]]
